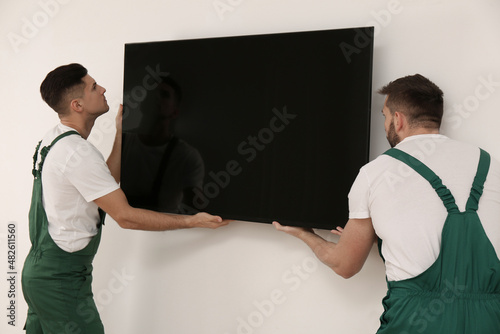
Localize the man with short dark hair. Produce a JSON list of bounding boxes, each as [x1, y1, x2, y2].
[[274, 74, 500, 333], [22, 63, 229, 333]]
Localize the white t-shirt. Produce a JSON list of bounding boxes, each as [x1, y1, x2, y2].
[[348, 134, 500, 281], [39, 124, 120, 253]]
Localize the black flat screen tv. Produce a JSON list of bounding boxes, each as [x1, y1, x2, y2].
[[121, 27, 373, 230]]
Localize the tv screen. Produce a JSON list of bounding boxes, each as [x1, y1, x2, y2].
[[121, 27, 373, 230]]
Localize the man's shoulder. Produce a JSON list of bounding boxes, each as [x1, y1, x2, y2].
[[40, 123, 82, 145], [42, 124, 103, 167], [360, 135, 479, 174], [386, 134, 479, 162]]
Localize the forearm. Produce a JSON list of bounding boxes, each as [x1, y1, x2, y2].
[[292, 229, 341, 272], [117, 206, 191, 231], [106, 131, 121, 183], [95, 188, 226, 231], [106, 104, 122, 183], [274, 218, 375, 279]]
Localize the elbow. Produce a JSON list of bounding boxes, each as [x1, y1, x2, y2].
[[116, 217, 140, 230], [316, 249, 351, 279], [114, 215, 131, 229], [317, 247, 364, 279], [325, 259, 361, 279], [317, 249, 357, 279], [116, 218, 134, 230], [112, 209, 137, 230], [334, 267, 359, 279]]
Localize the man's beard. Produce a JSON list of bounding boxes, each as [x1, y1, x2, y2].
[[387, 120, 401, 148]]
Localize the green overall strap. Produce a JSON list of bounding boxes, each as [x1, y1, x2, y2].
[[465, 149, 490, 212], [33, 130, 80, 178], [32, 141, 42, 178], [384, 148, 459, 213]]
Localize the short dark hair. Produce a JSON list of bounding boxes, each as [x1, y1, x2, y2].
[[40, 63, 88, 114], [378, 74, 444, 129]]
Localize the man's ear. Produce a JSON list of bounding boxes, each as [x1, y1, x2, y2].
[[70, 99, 83, 113], [394, 111, 405, 132]]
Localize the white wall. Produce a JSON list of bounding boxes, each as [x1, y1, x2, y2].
[[1, 0, 499, 333]]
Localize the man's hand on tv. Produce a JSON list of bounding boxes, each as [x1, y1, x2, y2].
[[188, 212, 231, 229], [272, 221, 315, 238], [331, 226, 344, 236]]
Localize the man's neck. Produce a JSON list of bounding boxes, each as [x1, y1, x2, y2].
[[60, 117, 96, 140], [401, 127, 440, 141]]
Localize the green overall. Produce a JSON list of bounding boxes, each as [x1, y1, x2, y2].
[[377, 148, 500, 333], [22, 131, 106, 334]]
